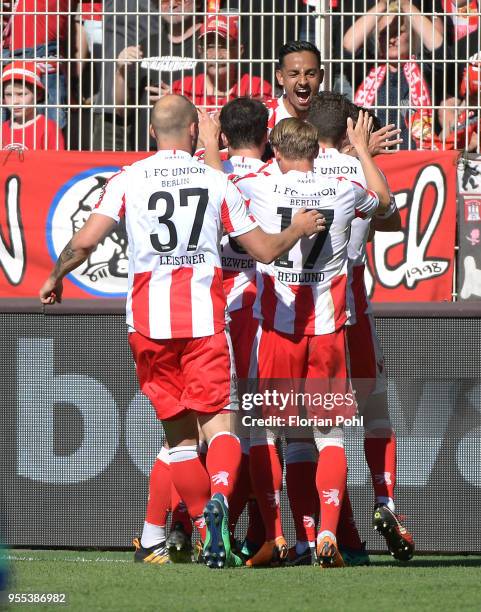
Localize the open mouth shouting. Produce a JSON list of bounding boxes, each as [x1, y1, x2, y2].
[[294, 86, 312, 107]]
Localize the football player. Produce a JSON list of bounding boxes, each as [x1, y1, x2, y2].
[[235, 114, 391, 568], [266, 40, 324, 130], [309, 92, 415, 562], [39, 94, 324, 569]]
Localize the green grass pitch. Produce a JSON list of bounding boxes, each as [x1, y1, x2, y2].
[[2, 550, 481, 612]]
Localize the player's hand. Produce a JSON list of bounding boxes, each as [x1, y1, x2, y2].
[[198, 109, 220, 147], [399, 0, 414, 13], [39, 276, 63, 305], [347, 110, 373, 154], [145, 84, 169, 104], [369, 123, 403, 155], [117, 46, 143, 73], [292, 209, 326, 237]]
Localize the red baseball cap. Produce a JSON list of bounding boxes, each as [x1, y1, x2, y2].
[[199, 14, 239, 41], [2, 61, 45, 91]]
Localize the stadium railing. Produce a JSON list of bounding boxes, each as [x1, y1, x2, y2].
[[0, 0, 480, 152]]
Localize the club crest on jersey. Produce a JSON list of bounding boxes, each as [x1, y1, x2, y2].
[[47, 167, 128, 297]]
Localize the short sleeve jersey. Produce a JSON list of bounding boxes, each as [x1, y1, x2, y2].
[[93, 149, 257, 339], [220, 156, 267, 312], [314, 148, 396, 321], [315, 149, 370, 323], [266, 95, 294, 131], [235, 170, 379, 335], [315, 148, 368, 267]]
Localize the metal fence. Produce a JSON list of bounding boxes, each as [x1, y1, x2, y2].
[[0, 1, 480, 151]]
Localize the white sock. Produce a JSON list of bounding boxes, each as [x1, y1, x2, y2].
[[317, 530, 337, 545], [377, 496, 395, 512], [295, 540, 309, 555], [140, 521, 166, 548]]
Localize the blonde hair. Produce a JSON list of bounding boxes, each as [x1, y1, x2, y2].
[[270, 118, 320, 161]]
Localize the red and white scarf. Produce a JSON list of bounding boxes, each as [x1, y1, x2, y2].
[[443, 0, 479, 41], [354, 60, 439, 149]]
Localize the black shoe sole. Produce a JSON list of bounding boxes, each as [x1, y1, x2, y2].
[[373, 506, 414, 561], [166, 532, 192, 564]]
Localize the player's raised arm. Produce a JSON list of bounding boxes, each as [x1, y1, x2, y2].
[[373, 207, 401, 231], [347, 110, 391, 212], [235, 209, 325, 264], [198, 109, 223, 171]]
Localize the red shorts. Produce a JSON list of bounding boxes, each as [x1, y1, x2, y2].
[[251, 325, 356, 420], [229, 306, 259, 380], [347, 310, 387, 402], [129, 329, 237, 421]]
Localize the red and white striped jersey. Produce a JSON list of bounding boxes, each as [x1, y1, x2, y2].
[[315, 148, 396, 323], [235, 169, 379, 335], [221, 156, 266, 312], [316, 148, 369, 267], [266, 96, 294, 131], [315, 148, 369, 323], [93, 149, 257, 339]]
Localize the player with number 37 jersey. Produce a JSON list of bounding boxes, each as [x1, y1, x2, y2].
[[94, 149, 258, 339]]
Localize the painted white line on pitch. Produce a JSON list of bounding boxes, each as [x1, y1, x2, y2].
[[3, 555, 131, 564]]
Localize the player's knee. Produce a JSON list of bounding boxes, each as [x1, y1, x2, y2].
[[285, 441, 318, 463]]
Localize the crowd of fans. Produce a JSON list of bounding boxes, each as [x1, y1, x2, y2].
[[0, 0, 480, 151]]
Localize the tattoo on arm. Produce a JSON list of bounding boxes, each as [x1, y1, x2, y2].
[[52, 239, 89, 281]]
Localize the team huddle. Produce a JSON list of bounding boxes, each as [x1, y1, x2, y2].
[[40, 41, 414, 570]]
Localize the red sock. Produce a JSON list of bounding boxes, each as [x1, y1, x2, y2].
[[337, 488, 363, 550], [145, 455, 171, 527], [286, 461, 318, 544], [245, 498, 266, 546], [168, 446, 210, 541], [228, 451, 251, 535], [249, 443, 283, 541], [206, 432, 242, 500], [171, 484, 192, 536], [364, 431, 397, 500], [316, 445, 347, 537]]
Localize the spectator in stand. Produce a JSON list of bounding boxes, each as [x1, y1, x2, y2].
[[171, 14, 272, 110], [1, 61, 65, 150], [115, 0, 203, 150], [438, 56, 481, 150], [72, 1, 104, 149], [342, 0, 445, 149], [443, 0, 480, 78], [1, 0, 70, 129], [437, 0, 481, 145], [75, 1, 103, 93], [92, 0, 160, 151]]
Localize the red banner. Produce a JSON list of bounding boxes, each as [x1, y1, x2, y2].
[[0, 149, 459, 301], [368, 150, 459, 302]]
